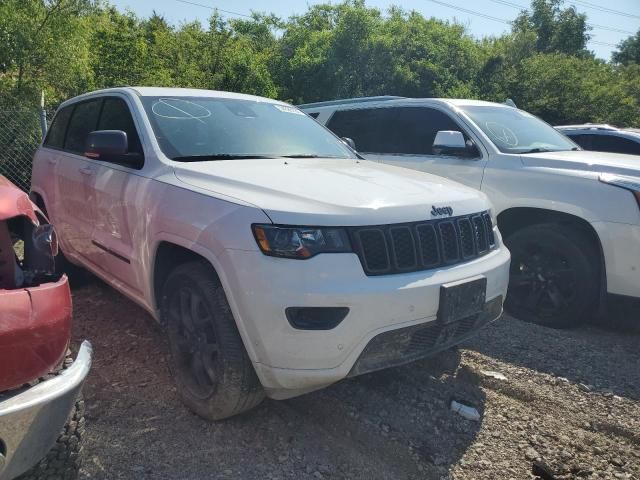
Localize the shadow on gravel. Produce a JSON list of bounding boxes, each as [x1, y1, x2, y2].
[[71, 276, 487, 480], [464, 314, 640, 401]]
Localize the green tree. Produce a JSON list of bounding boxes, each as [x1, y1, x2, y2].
[[512, 0, 590, 56], [0, 0, 94, 107], [508, 54, 639, 126], [613, 30, 640, 66]]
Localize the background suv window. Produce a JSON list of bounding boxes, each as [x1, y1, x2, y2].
[[44, 106, 73, 149], [326, 108, 394, 153], [327, 106, 468, 155], [565, 134, 592, 150], [64, 99, 102, 154], [590, 134, 640, 155], [98, 97, 143, 155]]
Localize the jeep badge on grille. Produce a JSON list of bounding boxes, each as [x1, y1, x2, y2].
[[431, 205, 453, 217]]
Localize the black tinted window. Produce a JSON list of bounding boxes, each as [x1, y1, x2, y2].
[[327, 107, 464, 155], [327, 108, 394, 153], [590, 134, 640, 155], [565, 134, 591, 149], [393, 107, 462, 154], [64, 99, 102, 153], [44, 106, 73, 149], [98, 97, 143, 154]]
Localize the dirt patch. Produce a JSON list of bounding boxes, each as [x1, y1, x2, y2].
[[71, 278, 640, 479]]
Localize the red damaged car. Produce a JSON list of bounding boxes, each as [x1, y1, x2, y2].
[[0, 175, 91, 480]]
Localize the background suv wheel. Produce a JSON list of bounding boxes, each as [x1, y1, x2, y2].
[[504, 223, 599, 328]]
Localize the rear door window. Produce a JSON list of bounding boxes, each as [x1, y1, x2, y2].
[[64, 99, 103, 154], [43, 106, 73, 149], [327, 108, 395, 153]]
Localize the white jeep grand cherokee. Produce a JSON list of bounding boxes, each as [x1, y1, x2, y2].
[[303, 97, 640, 329], [30, 88, 509, 420]]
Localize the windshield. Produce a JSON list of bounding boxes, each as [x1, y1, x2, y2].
[[141, 96, 356, 161], [459, 106, 578, 154]]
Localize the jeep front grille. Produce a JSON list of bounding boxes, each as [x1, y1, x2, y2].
[[349, 211, 496, 276]]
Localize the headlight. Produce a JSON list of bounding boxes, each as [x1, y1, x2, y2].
[[599, 173, 640, 208], [252, 225, 352, 259]]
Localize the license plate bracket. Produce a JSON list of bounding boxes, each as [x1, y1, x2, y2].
[[437, 277, 487, 325]]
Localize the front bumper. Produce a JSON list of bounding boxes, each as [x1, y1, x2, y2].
[[592, 221, 640, 299], [220, 239, 510, 399], [0, 341, 92, 480]]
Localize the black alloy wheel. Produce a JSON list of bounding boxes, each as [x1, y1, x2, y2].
[[504, 223, 599, 328], [166, 286, 220, 399], [161, 261, 264, 420]]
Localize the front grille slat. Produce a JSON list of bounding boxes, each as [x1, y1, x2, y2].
[[457, 218, 475, 258], [482, 212, 495, 246], [389, 226, 417, 270], [416, 224, 440, 266], [356, 229, 390, 273], [472, 215, 488, 253], [439, 221, 460, 263], [351, 211, 496, 276]]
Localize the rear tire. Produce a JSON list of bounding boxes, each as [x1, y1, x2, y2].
[[504, 223, 599, 328], [161, 261, 265, 420]]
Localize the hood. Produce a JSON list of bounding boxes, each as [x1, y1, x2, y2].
[[173, 158, 489, 225], [0, 175, 38, 223], [521, 150, 640, 177]]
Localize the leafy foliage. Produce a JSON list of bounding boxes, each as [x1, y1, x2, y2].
[[0, 0, 638, 126]]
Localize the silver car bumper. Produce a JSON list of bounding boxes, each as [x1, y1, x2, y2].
[[0, 341, 92, 480]]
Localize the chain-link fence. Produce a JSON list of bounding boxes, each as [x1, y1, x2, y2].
[[0, 108, 47, 192]]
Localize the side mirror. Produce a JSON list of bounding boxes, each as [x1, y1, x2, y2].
[[85, 130, 143, 168], [433, 130, 467, 155], [341, 137, 356, 151], [85, 130, 128, 160]]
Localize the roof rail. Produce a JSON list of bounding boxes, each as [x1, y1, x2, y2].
[[556, 123, 617, 131], [298, 96, 405, 110]]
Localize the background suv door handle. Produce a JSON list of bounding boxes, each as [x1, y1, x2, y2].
[[79, 166, 93, 175]]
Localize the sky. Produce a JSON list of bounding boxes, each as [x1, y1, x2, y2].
[[109, 0, 640, 60]]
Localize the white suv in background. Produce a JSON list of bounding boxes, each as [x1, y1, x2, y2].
[[555, 124, 640, 156], [30, 88, 510, 420], [302, 97, 640, 328]]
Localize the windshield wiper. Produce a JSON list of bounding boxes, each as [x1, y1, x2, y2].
[[172, 154, 276, 161], [280, 154, 322, 158], [519, 148, 554, 154]]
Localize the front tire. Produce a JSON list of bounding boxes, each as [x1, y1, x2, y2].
[[161, 261, 265, 420], [504, 224, 599, 328]]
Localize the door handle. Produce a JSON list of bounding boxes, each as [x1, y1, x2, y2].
[[47, 158, 57, 165], [79, 166, 93, 175]]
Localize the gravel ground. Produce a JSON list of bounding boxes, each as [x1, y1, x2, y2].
[[71, 278, 639, 480]]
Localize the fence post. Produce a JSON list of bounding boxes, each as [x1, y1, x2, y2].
[[39, 90, 47, 140]]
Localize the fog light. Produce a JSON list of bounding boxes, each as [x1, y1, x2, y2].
[[285, 307, 349, 330]]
